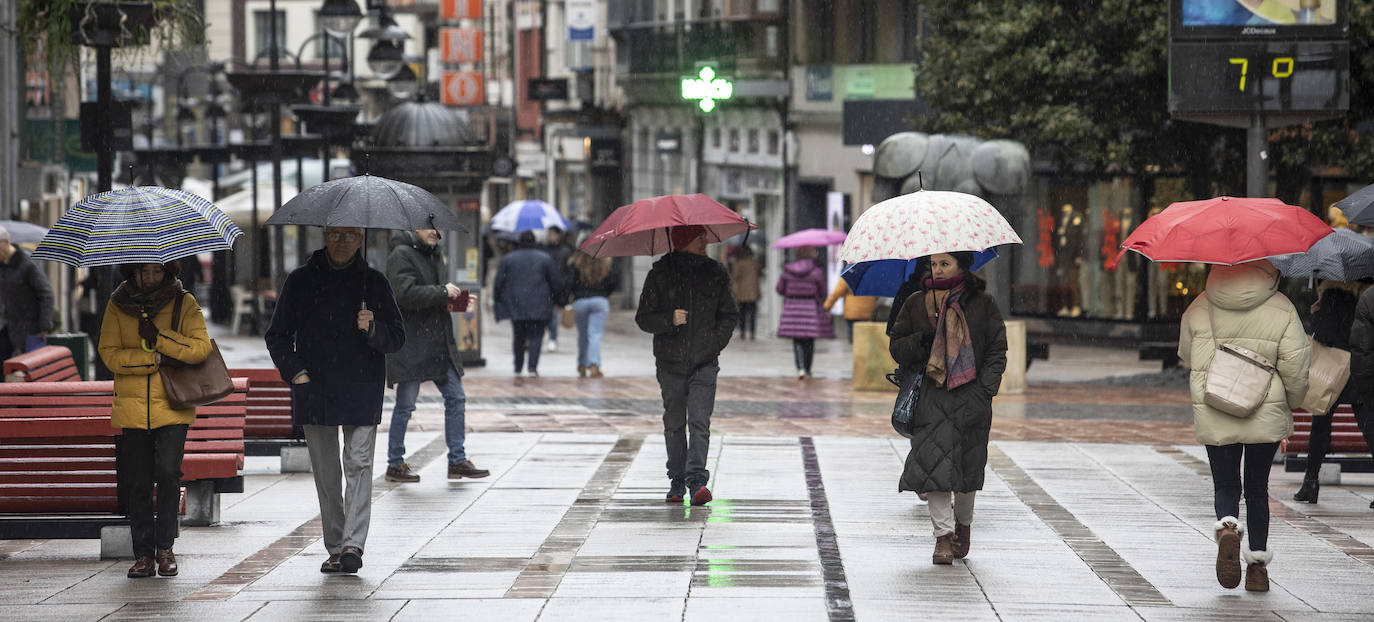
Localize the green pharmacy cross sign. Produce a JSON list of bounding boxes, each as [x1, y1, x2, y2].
[[681, 66, 733, 113]]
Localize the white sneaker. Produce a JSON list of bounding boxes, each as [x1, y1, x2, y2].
[[547, 340, 558, 352]]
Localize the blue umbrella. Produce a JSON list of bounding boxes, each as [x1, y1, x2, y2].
[[841, 248, 998, 297], [0, 220, 49, 244], [491, 200, 569, 233], [31, 186, 241, 267]]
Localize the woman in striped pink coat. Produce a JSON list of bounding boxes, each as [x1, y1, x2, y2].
[[776, 246, 834, 379]]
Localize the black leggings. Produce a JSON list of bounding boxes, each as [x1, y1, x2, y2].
[[738, 302, 757, 337], [792, 338, 815, 374], [1205, 442, 1279, 552], [1305, 398, 1374, 479]]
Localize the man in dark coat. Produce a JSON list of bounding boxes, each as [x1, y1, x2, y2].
[[636, 225, 738, 506], [383, 229, 489, 483], [1345, 285, 1374, 510], [542, 225, 574, 352], [0, 225, 55, 360], [493, 231, 563, 376], [265, 226, 405, 575]]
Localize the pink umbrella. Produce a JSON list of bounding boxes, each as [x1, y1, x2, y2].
[[772, 228, 847, 249]]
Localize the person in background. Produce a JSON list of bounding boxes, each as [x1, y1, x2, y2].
[[98, 261, 212, 578], [265, 226, 406, 575], [566, 248, 621, 378], [888, 251, 1007, 566], [637, 225, 738, 506], [1294, 284, 1359, 504], [543, 225, 574, 352], [729, 246, 762, 340], [1178, 260, 1309, 593], [494, 231, 564, 377], [776, 246, 834, 379], [0, 224, 55, 360], [1343, 281, 1374, 511], [383, 229, 489, 484], [824, 269, 877, 343]]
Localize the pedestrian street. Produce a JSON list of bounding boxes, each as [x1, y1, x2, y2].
[[3, 428, 1372, 621]]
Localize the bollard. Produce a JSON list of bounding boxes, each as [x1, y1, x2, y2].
[[182, 481, 220, 526], [281, 446, 313, 473], [1000, 320, 1027, 396], [852, 321, 899, 392]]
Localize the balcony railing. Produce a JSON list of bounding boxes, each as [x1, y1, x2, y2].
[[612, 21, 784, 77]]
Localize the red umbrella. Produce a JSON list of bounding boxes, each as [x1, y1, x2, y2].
[[579, 193, 757, 258], [1109, 196, 1332, 267]]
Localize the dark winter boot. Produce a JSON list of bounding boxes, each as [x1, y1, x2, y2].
[[932, 533, 954, 565], [1293, 477, 1319, 503]]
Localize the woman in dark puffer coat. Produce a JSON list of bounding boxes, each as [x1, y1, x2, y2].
[[888, 251, 1007, 565]]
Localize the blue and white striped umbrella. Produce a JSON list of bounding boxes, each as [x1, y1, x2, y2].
[[32, 186, 242, 267], [490, 199, 569, 233]]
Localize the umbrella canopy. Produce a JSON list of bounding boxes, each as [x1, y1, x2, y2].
[[1268, 228, 1374, 282], [579, 193, 757, 258], [0, 220, 50, 244], [490, 199, 569, 233], [772, 228, 847, 249], [841, 249, 999, 297], [264, 174, 468, 232], [837, 190, 1021, 264], [31, 186, 241, 267], [1114, 196, 1332, 266], [1334, 182, 1374, 227]]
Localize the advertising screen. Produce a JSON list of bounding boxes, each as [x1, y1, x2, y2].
[[1172, 0, 1348, 38]]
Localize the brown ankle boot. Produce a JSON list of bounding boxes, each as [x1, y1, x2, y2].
[[1214, 517, 1243, 589], [953, 523, 971, 559], [932, 533, 954, 565], [1243, 548, 1272, 592], [577, 365, 586, 378], [127, 556, 156, 578], [156, 547, 178, 576], [587, 365, 603, 378]]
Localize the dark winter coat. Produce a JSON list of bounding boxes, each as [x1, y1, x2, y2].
[[776, 258, 835, 339], [493, 247, 564, 322], [889, 287, 1008, 493], [265, 249, 405, 427], [636, 251, 739, 375], [1350, 286, 1374, 407], [0, 245, 55, 352], [385, 231, 462, 386], [543, 242, 575, 305]]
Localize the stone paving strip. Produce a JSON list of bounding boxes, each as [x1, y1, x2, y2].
[[2, 433, 1373, 621]]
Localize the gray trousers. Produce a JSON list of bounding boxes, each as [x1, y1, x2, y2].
[[657, 362, 719, 483], [927, 491, 976, 537], [303, 424, 376, 555]]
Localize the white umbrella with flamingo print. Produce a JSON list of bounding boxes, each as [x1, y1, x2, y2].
[[837, 190, 1021, 264]]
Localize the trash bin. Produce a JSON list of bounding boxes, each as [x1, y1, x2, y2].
[[44, 332, 92, 380]]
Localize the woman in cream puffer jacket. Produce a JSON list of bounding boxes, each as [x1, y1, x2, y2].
[[1178, 259, 1309, 593]]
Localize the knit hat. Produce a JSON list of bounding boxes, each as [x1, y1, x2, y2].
[[670, 225, 708, 250]]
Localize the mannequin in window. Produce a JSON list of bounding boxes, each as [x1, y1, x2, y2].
[[1054, 203, 1085, 317]]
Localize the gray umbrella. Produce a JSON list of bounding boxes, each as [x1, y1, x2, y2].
[[264, 173, 468, 232], [1268, 229, 1374, 283], [1334, 183, 1374, 227], [0, 220, 50, 244]]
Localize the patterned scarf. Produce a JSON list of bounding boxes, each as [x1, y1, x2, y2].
[[924, 276, 976, 389]]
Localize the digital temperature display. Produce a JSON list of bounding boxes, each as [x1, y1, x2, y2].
[[1169, 40, 1348, 116]]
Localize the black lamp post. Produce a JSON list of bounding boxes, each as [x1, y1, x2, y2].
[[359, 3, 409, 78], [291, 20, 362, 264]]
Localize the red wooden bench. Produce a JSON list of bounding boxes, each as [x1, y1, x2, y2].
[[0, 378, 248, 539], [229, 368, 305, 456], [3, 346, 80, 383], [1282, 405, 1373, 473]]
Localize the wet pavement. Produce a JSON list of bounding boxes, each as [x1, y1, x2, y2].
[[4, 308, 1373, 619]]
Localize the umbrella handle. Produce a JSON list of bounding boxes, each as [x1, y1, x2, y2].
[[139, 311, 157, 352]]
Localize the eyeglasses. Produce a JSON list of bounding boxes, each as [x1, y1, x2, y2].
[[325, 231, 361, 242]]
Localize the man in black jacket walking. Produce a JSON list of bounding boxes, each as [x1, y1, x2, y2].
[[636, 225, 738, 506], [0, 225, 54, 360], [383, 229, 489, 483]]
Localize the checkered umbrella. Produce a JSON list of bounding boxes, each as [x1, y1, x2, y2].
[[32, 186, 242, 267]]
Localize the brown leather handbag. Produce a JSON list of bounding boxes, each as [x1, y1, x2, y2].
[[160, 293, 234, 409]]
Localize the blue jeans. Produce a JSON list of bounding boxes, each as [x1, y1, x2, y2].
[[547, 306, 559, 342], [573, 296, 609, 367], [388, 363, 466, 468]]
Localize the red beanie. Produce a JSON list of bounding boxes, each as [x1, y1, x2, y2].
[[670, 225, 707, 250]]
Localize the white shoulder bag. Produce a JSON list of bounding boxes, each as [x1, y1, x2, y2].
[[1203, 303, 1276, 418]]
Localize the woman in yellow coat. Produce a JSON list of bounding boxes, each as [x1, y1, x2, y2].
[[98, 261, 212, 579], [823, 276, 877, 343]]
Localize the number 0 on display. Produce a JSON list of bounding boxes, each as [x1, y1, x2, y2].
[[1227, 56, 1296, 92]]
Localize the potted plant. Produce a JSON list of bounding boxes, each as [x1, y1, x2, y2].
[[18, 0, 203, 68]]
